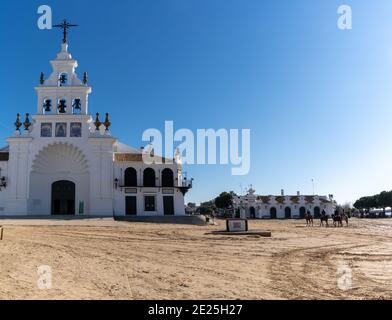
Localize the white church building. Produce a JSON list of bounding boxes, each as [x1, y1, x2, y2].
[[0, 29, 192, 217], [233, 188, 335, 219]]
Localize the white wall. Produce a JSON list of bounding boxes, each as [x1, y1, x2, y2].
[[237, 195, 335, 219], [0, 161, 9, 213], [113, 161, 186, 216]]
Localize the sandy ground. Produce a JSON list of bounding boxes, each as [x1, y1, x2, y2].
[[0, 218, 391, 300]]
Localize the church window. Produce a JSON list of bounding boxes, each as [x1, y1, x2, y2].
[[41, 123, 52, 137], [124, 167, 137, 187], [55, 123, 67, 137], [161, 168, 174, 187], [143, 168, 156, 187], [58, 73, 68, 86], [43, 98, 52, 113], [72, 98, 82, 114], [58, 99, 67, 114], [70, 123, 82, 137], [144, 196, 156, 212]]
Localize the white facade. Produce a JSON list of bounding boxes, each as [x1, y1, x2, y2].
[[233, 189, 335, 219], [0, 40, 191, 217]]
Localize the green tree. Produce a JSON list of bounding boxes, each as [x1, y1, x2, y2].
[[198, 206, 213, 215], [354, 196, 376, 212], [354, 197, 366, 210], [187, 202, 196, 209], [378, 191, 392, 218], [198, 199, 216, 216], [214, 192, 234, 209], [378, 191, 388, 217], [384, 191, 392, 216]]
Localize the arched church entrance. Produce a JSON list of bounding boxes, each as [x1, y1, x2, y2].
[[29, 143, 90, 215], [270, 207, 277, 219], [314, 206, 321, 218], [299, 207, 306, 219], [249, 207, 256, 219], [52, 180, 75, 215], [285, 207, 291, 219]]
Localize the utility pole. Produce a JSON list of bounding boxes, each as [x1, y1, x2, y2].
[[311, 179, 315, 195]]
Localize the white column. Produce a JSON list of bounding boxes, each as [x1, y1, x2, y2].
[[37, 91, 43, 114], [240, 207, 246, 219], [82, 94, 88, 115], [67, 94, 73, 114], [156, 193, 163, 216], [5, 137, 32, 214], [88, 137, 116, 215]]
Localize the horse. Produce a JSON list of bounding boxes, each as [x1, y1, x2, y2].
[[320, 214, 329, 227], [332, 214, 343, 227], [305, 212, 313, 227], [342, 213, 349, 227]]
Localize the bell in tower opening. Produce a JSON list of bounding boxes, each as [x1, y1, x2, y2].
[[58, 99, 67, 114], [72, 98, 81, 114], [58, 73, 68, 86], [43, 99, 52, 113]]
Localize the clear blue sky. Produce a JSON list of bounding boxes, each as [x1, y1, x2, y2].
[[1, 0, 392, 205]]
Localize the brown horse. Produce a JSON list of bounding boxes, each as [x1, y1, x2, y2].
[[305, 212, 313, 227], [320, 214, 329, 227], [342, 214, 349, 227], [332, 214, 343, 227]]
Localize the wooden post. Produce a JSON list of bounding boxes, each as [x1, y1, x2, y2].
[[0, 226, 3, 240]]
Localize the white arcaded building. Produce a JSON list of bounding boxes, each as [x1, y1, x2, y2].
[[233, 188, 335, 219], [0, 38, 192, 217]]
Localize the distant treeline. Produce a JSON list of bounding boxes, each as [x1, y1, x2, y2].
[[354, 191, 392, 214]]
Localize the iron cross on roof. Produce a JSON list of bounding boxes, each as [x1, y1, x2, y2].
[[53, 19, 78, 44]]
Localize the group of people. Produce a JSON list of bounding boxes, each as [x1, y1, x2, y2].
[[305, 209, 349, 227]]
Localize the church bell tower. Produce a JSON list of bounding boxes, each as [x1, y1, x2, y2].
[[4, 19, 118, 216], [35, 20, 91, 116]]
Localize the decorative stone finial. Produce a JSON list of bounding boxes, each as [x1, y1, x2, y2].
[[83, 72, 88, 85], [103, 113, 111, 131], [94, 113, 102, 131], [174, 148, 182, 163], [40, 72, 45, 85], [14, 113, 22, 131], [24, 113, 31, 131]]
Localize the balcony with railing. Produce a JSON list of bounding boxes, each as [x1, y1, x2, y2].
[[113, 177, 193, 195], [179, 177, 193, 195]]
